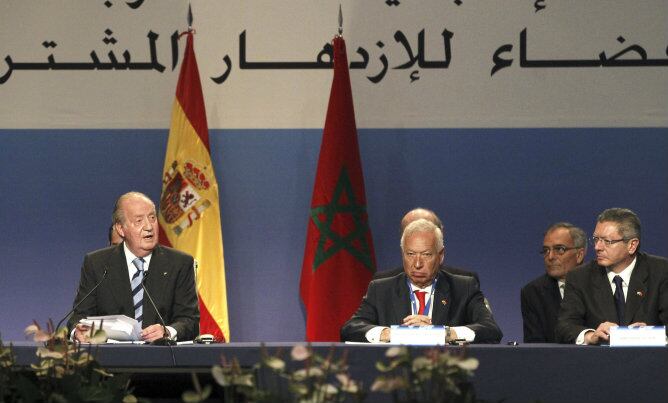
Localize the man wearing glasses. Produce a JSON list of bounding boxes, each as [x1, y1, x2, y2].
[[556, 208, 668, 344], [521, 222, 587, 342], [340, 218, 502, 344]]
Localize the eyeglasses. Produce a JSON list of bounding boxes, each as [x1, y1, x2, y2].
[[591, 236, 627, 247], [540, 246, 578, 256]]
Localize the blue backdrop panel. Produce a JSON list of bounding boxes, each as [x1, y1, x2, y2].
[[1, 128, 667, 342]]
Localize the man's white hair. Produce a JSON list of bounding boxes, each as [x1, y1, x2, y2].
[[400, 218, 444, 251]]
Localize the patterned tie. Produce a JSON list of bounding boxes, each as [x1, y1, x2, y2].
[[415, 290, 427, 315], [612, 275, 625, 325], [131, 258, 145, 326]]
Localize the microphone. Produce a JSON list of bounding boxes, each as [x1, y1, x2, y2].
[[141, 271, 177, 347], [55, 268, 108, 336]]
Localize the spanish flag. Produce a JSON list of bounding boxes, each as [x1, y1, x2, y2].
[[158, 30, 229, 342]]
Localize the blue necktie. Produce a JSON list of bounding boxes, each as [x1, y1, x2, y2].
[[131, 258, 145, 326], [612, 275, 625, 325]]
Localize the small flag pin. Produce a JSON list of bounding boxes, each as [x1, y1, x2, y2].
[[636, 291, 644, 297], [441, 299, 448, 305]]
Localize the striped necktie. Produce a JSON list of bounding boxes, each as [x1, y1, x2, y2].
[[131, 258, 145, 326]]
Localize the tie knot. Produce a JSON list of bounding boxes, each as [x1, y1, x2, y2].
[[132, 257, 145, 275], [613, 275, 623, 287]]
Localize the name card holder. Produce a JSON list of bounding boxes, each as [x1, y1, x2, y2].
[[390, 325, 447, 345], [609, 326, 667, 346]]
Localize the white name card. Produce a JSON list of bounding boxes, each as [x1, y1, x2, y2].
[[390, 325, 447, 345], [609, 326, 667, 346]]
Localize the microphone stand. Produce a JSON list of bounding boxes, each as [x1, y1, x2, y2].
[[55, 268, 108, 340], [141, 271, 177, 365]]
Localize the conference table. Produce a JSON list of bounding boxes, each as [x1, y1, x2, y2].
[[11, 341, 668, 402]]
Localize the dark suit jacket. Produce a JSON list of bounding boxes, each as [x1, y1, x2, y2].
[[556, 252, 668, 344], [68, 243, 200, 341], [520, 273, 562, 343], [374, 264, 480, 286], [340, 271, 502, 343]]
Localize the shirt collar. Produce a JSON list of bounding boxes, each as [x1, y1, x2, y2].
[[123, 242, 152, 271], [409, 282, 433, 294], [606, 256, 636, 286]]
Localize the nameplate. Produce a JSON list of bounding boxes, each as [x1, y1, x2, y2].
[[390, 325, 446, 345], [609, 326, 667, 347]]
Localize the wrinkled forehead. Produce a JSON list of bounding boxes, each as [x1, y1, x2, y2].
[[543, 227, 574, 245], [594, 220, 622, 237]]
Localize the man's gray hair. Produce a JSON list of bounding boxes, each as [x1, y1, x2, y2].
[[400, 218, 444, 251], [545, 222, 587, 255], [112, 191, 155, 225], [597, 208, 641, 241]]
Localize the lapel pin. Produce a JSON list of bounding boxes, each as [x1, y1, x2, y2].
[[636, 291, 644, 298], [441, 299, 448, 305], [163, 272, 168, 276]]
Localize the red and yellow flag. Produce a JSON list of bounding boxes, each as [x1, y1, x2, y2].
[[300, 36, 376, 342], [158, 31, 229, 342]]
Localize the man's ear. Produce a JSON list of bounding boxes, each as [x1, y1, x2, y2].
[[627, 238, 640, 255], [115, 222, 125, 238], [576, 248, 585, 265]]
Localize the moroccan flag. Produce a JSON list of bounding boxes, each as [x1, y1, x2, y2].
[[158, 31, 229, 342], [300, 35, 376, 342]]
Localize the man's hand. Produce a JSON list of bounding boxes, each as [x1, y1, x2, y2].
[[584, 321, 617, 345], [74, 324, 91, 343], [141, 324, 166, 342], [380, 328, 391, 342], [629, 322, 648, 328], [446, 328, 459, 343], [402, 314, 432, 326]]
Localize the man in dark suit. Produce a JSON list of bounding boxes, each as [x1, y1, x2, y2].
[[521, 222, 586, 342], [69, 192, 199, 342], [556, 208, 668, 344], [373, 208, 490, 310], [341, 218, 502, 343]]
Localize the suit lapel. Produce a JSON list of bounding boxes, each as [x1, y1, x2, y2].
[[108, 244, 134, 315], [543, 276, 561, 306], [143, 245, 170, 325], [392, 275, 412, 323], [624, 256, 648, 324], [591, 265, 618, 322], [431, 273, 450, 325]]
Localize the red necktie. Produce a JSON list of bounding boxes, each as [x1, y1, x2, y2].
[[415, 290, 427, 315]]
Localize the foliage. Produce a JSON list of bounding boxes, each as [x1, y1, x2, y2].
[[371, 346, 479, 403], [184, 344, 366, 402], [0, 321, 138, 403]]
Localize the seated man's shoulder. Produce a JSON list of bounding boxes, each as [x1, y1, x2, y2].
[[154, 244, 194, 261], [85, 244, 121, 262], [641, 253, 668, 269], [442, 271, 477, 288], [443, 265, 478, 280], [369, 272, 405, 288], [522, 273, 553, 292], [372, 267, 403, 280]]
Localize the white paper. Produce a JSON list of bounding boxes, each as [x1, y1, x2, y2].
[[80, 315, 142, 341]]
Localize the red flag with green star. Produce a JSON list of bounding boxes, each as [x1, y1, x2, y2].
[[300, 35, 376, 342]]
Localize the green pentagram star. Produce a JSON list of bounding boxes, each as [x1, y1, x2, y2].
[[310, 167, 374, 273]]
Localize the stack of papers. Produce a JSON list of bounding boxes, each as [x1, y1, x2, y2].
[[79, 315, 142, 341]]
